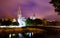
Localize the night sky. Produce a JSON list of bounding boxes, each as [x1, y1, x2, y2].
[[0, 0, 60, 21]]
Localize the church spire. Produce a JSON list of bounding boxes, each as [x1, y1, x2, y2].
[[17, 6, 26, 27], [33, 13, 35, 17], [18, 6, 21, 15], [17, 6, 22, 19], [30, 13, 36, 20]]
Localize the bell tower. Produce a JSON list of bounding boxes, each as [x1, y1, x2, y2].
[[17, 6, 22, 19], [17, 6, 26, 27]]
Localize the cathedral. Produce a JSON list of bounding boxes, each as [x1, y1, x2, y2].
[[13, 6, 26, 27], [17, 6, 26, 27]]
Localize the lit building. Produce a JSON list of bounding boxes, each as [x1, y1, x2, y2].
[[17, 6, 26, 27], [30, 13, 36, 20], [12, 18, 16, 22]]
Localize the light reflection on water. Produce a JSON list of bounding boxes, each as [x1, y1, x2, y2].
[[9, 32, 33, 38]]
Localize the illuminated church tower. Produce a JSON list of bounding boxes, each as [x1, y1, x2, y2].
[[30, 13, 36, 20], [17, 6, 26, 27]]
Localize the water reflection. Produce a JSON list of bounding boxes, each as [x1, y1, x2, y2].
[[18, 33, 24, 38], [19, 32, 33, 38], [9, 32, 33, 38], [0, 31, 60, 38]]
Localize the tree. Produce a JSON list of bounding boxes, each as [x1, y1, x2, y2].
[[12, 21, 19, 26], [25, 18, 34, 26], [50, 0, 60, 15], [1, 19, 12, 26], [26, 18, 42, 26], [0, 19, 2, 25], [34, 19, 42, 25]]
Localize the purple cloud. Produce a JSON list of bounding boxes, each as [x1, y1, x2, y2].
[[0, 0, 60, 21]]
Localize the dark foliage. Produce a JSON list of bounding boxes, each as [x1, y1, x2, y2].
[[50, 0, 60, 15], [26, 18, 42, 26]]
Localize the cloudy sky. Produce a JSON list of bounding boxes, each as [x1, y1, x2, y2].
[[0, 0, 60, 21]]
